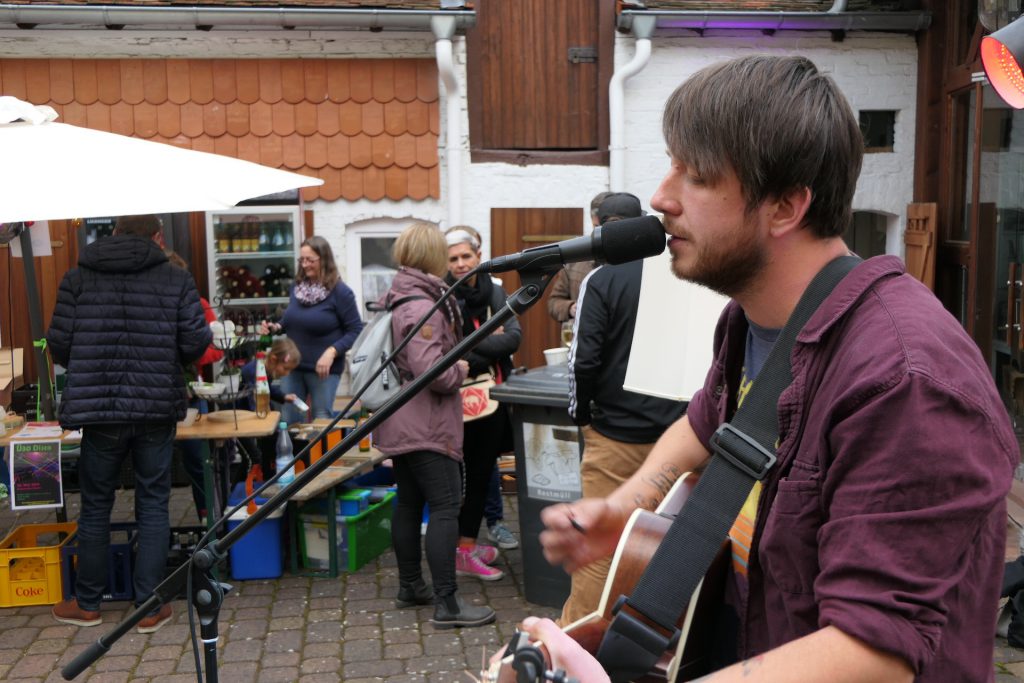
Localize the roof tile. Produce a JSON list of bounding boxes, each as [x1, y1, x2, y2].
[[49, 59, 75, 105], [305, 133, 329, 170], [417, 132, 438, 167], [393, 60, 418, 103], [259, 59, 282, 104], [212, 59, 238, 104], [319, 167, 342, 202], [349, 61, 373, 104], [157, 102, 182, 138], [385, 166, 406, 201], [143, 60, 169, 105], [120, 60, 145, 105], [327, 134, 350, 168], [250, 100, 273, 137], [294, 101, 318, 136], [405, 99, 429, 136], [72, 60, 98, 106], [133, 102, 158, 138], [416, 59, 438, 103], [281, 61, 305, 104], [316, 100, 340, 136], [96, 62, 121, 105], [190, 60, 214, 104], [214, 134, 237, 159], [350, 133, 372, 169], [341, 166, 363, 202], [192, 134, 216, 155], [304, 60, 328, 102], [25, 60, 51, 105], [260, 134, 284, 169], [383, 100, 407, 136], [428, 164, 440, 199], [167, 60, 191, 104], [282, 134, 305, 169], [339, 100, 361, 136], [225, 101, 249, 136], [204, 101, 227, 137], [372, 61, 395, 103], [428, 101, 439, 135], [85, 102, 110, 131], [110, 101, 134, 136], [408, 165, 430, 201], [394, 133, 417, 169], [372, 134, 394, 167], [363, 166, 386, 201], [362, 100, 384, 136], [237, 135, 260, 164], [236, 60, 260, 104], [181, 101, 204, 137], [271, 101, 296, 136], [326, 60, 350, 103]]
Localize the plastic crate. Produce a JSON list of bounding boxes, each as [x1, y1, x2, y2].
[[60, 522, 137, 603], [0, 522, 77, 607], [299, 492, 394, 572]]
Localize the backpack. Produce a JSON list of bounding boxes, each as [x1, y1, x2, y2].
[[348, 295, 427, 411]]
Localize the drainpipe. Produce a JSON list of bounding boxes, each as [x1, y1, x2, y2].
[[432, 15, 461, 227], [609, 14, 656, 192]]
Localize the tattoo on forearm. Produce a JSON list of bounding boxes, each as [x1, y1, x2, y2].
[[633, 493, 660, 510], [640, 464, 684, 502], [740, 655, 764, 676]]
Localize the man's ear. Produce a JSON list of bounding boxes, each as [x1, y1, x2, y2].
[[767, 186, 813, 238]]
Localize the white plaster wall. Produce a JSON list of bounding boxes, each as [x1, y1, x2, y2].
[[615, 31, 918, 257]]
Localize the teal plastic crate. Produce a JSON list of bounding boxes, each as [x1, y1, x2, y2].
[[298, 492, 394, 572]]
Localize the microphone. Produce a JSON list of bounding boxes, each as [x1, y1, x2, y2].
[[478, 215, 667, 274]]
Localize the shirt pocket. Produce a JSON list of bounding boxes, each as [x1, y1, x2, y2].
[[759, 465, 822, 595]]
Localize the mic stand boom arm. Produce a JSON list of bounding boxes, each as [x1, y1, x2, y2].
[[62, 267, 558, 682]]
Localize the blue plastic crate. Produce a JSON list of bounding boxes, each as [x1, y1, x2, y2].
[[60, 522, 136, 602]]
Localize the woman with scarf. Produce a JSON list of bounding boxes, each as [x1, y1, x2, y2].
[[266, 236, 363, 422], [374, 222, 496, 629], [445, 226, 522, 581]]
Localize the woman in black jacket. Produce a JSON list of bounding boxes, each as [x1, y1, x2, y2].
[[444, 226, 522, 581]]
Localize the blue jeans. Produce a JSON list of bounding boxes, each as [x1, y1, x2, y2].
[[391, 451, 462, 598], [76, 423, 175, 612], [281, 371, 340, 423], [484, 464, 503, 526]]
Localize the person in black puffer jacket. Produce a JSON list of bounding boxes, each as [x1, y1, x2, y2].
[[46, 214, 211, 634]]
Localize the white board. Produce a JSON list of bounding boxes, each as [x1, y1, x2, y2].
[[624, 250, 729, 401]]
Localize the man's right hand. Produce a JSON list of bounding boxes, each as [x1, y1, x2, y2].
[[540, 498, 630, 574]]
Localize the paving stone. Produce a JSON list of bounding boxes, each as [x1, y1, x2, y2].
[[264, 630, 303, 653], [221, 639, 264, 662], [260, 651, 301, 668], [342, 638, 381, 662], [266, 616, 305, 630], [134, 659, 177, 677], [384, 642, 423, 659], [304, 620, 342, 643], [302, 641, 341, 658], [256, 666, 301, 683], [84, 672, 131, 683], [342, 658, 405, 679], [300, 656, 341, 675], [92, 654, 138, 673]]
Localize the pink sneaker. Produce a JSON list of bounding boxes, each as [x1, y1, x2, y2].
[[471, 545, 499, 565], [456, 547, 504, 581]]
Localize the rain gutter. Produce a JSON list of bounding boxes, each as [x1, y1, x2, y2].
[[432, 15, 462, 226], [617, 8, 930, 33], [609, 15, 655, 192], [0, 4, 476, 31]]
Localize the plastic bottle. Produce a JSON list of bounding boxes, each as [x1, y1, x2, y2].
[[358, 407, 371, 452], [255, 352, 271, 418], [275, 421, 295, 484]]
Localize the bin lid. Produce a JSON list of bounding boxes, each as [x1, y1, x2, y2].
[[490, 364, 571, 408]]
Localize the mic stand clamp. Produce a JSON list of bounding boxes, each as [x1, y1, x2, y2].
[[62, 265, 560, 681]]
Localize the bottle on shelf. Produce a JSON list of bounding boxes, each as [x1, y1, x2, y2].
[[358, 407, 371, 452], [255, 352, 271, 418], [275, 421, 296, 484], [258, 223, 269, 252], [283, 224, 294, 248], [227, 223, 238, 253], [272, 224, 285, 249]]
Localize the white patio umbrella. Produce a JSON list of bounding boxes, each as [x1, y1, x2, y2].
[[0, 96, 324, 418], [0, 96, 323, 223]]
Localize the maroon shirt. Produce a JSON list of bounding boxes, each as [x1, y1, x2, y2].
[[687, 256, 1017, 681]]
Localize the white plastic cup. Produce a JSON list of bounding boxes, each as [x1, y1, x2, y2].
[[543, 347, 568, 366]]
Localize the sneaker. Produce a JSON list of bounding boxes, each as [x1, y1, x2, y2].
[[52, 598, 101, 627], [487, 522, 519, 550], [471, 544, 499, 565], [136, 604, 173, 634], [431, 594, 496, 629], [456, 547, 504, 581]]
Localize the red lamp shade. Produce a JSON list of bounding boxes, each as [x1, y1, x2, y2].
[[982, 17, 1024, 109]]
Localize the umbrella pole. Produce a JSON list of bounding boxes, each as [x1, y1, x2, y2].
[[18, 228, 55, 421]]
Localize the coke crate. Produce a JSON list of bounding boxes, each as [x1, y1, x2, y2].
[[0, 522, 77, 607]]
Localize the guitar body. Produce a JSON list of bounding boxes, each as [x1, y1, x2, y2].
[[490, 473, 730, 682]]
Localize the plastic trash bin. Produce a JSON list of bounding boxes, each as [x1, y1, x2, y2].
[[490, 364, 582, 608]]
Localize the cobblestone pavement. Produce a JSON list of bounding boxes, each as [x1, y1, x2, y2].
[[2, 485, 1022, 682]]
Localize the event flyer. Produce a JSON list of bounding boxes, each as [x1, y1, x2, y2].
[[9, 439, 63, 510]]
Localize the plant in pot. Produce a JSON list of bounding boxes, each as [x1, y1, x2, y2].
[[220, 364, 242, 395]]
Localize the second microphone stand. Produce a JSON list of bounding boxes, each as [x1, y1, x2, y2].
[[62, 266, 559, 682]]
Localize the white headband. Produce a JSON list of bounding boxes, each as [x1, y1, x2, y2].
[[446, 229, 480, 250]]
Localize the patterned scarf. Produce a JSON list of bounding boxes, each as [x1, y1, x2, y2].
[[294, 280, 330, 306]]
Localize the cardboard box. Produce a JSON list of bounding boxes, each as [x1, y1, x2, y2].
[[0, 347, 25, 408]]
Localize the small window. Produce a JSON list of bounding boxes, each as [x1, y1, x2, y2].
[[845, 211, 888, 258], [345, 218, 434, 318], [859, 110, 896, 153]]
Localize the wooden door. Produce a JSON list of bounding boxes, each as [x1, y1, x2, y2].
[[904, 202, 937, 289], [490, 207, 584, 369]]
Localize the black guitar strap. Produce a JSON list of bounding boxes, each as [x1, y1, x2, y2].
[[595, 255, 860, 682]]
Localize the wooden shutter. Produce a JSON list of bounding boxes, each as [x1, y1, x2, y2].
[[904, 202, 937, 290], [491, 207, 583, 369]]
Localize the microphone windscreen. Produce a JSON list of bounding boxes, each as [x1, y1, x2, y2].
[[602, 215, 667, 265]]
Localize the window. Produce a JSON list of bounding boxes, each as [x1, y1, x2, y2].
[[859, 110, 896, 153], [845, 211, 889, 258], [345, 218, 434, 317]]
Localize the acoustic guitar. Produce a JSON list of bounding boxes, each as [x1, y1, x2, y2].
[[487, 472, 729, 682]]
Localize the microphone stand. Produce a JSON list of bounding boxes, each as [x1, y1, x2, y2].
[[62, 266, 560, 682]]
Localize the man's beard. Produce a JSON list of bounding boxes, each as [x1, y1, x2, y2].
[[670, 225, 767, 298]]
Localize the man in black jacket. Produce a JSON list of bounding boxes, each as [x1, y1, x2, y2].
[[46, 214, 211, 633], [560, 193, 687, 625]]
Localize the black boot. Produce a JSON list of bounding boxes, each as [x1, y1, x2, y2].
[[430, 594, 496, 629], [395, 579, 433, 608]]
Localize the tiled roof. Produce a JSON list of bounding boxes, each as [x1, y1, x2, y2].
[[1, 1, 467, 8], [629, 1, 916, 10], [0, 58, 441, 203]]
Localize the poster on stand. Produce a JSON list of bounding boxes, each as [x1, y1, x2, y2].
[[9, 439, 63, 510], [522, 423, 582, 502]]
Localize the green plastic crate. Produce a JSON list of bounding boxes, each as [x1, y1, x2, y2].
[[299, 492, 394, 572]]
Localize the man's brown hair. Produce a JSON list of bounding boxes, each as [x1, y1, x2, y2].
[[662, 55, 863, 238], [113, 214, 161, 238]]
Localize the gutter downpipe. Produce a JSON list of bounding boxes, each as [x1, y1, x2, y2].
[[609, 15, 655, 192], [432, 15, 462, 227], [0, 4, 476, 30]]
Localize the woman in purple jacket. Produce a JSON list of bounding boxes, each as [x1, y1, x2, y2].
[[268, 236, 363, 422], [373, 222, 496, 629]]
